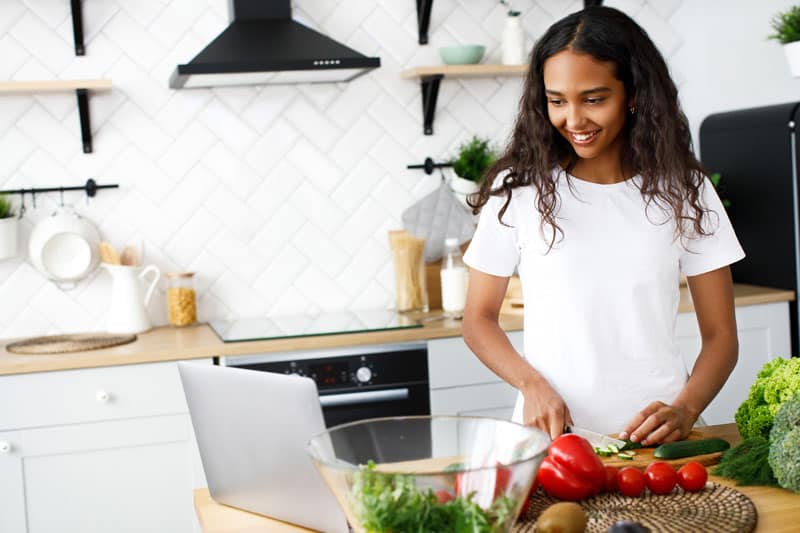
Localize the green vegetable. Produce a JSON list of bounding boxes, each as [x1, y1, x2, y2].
[[621, 440, 643, 451], [352, 461, 517, 532], [735, 357, 800, 439], [653, 438, 730, 460], [712, 436, 779, 487], [452, 136, 498, 184], [0, 194, 14, 219], [768, 392, 800, 493]]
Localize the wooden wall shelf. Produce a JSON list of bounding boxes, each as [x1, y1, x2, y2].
[[400, 64, 527, 135], [0, 79, 112, 153]]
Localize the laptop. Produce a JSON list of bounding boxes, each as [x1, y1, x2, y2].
[[178, 362, 349, 533]]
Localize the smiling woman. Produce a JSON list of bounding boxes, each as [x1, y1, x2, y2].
[[461, 6, 745, 448]]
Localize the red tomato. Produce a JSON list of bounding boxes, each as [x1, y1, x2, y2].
[[494, 465, 512, 498], [603, 465, 619, 493], [677, 461, 708, 492], [644, 461, 678, 495], [616, 467, 646, 497], [434, 489, 454, 504]]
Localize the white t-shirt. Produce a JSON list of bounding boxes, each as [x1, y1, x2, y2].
[[463, 169, 745, 434]]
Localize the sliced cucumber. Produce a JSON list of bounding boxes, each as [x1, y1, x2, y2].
[[653, 438, 730, 459]]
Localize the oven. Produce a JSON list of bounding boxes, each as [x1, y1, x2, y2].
[[219, 342, 430, 428]]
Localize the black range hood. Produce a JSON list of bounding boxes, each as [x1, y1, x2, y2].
[[170, 0, 380, 89]]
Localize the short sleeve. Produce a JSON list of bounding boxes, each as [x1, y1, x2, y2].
[[464, 190, 520, 277], [679, 178, 745, 277]]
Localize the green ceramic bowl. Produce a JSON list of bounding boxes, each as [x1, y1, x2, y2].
[[439, 45, 486, 65]]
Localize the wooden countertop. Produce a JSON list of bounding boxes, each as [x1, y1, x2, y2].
[[192, 423, 800, 533], [0, 284, 792, 376]]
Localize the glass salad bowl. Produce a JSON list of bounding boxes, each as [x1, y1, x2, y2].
[[307, 415, 550, 533]]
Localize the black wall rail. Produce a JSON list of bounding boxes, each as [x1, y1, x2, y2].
[[0, 179, 119, 216], [407, 157, 453, 175]]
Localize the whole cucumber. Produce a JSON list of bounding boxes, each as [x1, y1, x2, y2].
[[653, 438, 730, 459]]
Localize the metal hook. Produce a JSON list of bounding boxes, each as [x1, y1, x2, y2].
[[31, 191, 36, 210], [59, 188, 65, 207], [17, 191, 25, 219], [439, 167, 446, 183]]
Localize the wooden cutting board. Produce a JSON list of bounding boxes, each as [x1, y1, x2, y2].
[[601, 429, 728, 469]]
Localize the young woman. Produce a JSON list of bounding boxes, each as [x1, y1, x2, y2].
[[462, 6, 744, 445]]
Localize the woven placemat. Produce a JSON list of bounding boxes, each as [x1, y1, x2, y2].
[[6, 333, 137, 354], [514, 484, 757, 533]]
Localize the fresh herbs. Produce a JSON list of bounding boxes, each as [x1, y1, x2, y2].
[[352, 461, 517, 533], [712, 436, 779, 487]]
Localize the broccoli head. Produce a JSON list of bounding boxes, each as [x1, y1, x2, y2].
[[768, 393, 800, 493], [736, 357, 800, 439]]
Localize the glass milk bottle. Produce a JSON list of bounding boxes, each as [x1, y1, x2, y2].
[[440, 238, 468, 316]]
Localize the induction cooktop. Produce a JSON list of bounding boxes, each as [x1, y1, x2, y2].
[[209, 309, 422, 343]]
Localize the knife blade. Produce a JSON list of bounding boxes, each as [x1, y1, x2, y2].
[[565, 425, 626, 450]]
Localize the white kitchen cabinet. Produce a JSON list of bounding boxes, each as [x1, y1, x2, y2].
[[428, 331, 523, 419], [676, 301, 791, 425], [0, 360, 211, 533]]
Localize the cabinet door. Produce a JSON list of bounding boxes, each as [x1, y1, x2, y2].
[[428, 330, 523, 390], [0, 414, 201, 533], [676, 302, 791, 425], [430, 381, 518, 419]]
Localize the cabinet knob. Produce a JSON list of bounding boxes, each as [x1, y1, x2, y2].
[[0, 441, 11, 453], [96, 390, 110, 403]]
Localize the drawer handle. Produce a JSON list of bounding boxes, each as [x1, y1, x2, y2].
[[96, 390, 111, 404], [0, 441, 11, 453]]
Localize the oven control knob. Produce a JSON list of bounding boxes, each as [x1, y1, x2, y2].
[[355, 366, 372, 383]]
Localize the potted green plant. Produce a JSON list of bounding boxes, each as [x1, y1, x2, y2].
[[769, 6, 800, 76], [450, 136, 498, 206], [0, 193, 18, 260]]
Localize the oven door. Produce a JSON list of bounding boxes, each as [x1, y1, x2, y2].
[[319, 382, 430, 427]]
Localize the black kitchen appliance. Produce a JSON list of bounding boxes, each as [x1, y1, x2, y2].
[[700, 102, 800, 354], [221, 342, 430, 427]]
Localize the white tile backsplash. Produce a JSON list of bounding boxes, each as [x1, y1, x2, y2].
[[4, 0, 798, 337]]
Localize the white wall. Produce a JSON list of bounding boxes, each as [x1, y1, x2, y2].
[[0, 0, 797, 338]]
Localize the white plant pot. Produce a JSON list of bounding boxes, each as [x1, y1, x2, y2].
[[783, 41, 800, 77], [502, 15, 527, 65], [450, 174, 481, 210], [0, 217, 18, 261]]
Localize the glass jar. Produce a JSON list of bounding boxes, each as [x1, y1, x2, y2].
[[166, 272, 197, 327]]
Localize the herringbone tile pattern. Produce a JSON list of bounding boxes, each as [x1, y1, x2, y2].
[[0, 0, 683, 337]]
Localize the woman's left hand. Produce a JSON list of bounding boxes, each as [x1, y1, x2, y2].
[[618, 401, 697, 445]]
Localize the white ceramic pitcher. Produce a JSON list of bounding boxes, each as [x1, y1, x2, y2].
[[103, 263, 161, 334]]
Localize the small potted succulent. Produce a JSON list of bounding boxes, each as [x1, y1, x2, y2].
[[0, 194, 18, 260], [450, 136, 498, 206], [770, 5, 800, 77]]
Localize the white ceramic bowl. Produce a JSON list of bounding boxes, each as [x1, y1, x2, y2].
[[28, 207, 101, 283]]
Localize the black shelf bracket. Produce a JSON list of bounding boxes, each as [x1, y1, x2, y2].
[[76, 88, 93, 153], [421, 74, 443, 135], [70, 0, 85, 56], [416, 0, 433, 45]]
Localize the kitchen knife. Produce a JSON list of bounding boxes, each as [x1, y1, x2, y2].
[[565, 425, 626, 450]]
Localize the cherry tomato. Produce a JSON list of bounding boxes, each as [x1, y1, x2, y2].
[[644, 461, 678, 495], [677, 461, 708, 492], [604, 465, 619, 493], [616, 467, 646, 497], [434, 489, 454, 503]]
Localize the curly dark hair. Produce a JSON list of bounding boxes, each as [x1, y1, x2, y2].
[[468, 6, 709, 250]]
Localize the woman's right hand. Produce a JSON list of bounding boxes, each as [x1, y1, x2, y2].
[[520, 379, 573, 440]]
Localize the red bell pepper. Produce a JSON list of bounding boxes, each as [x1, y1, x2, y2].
[[536, 434, 606, 501]]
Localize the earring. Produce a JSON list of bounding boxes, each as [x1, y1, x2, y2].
[[629, 106, 636, 115]]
